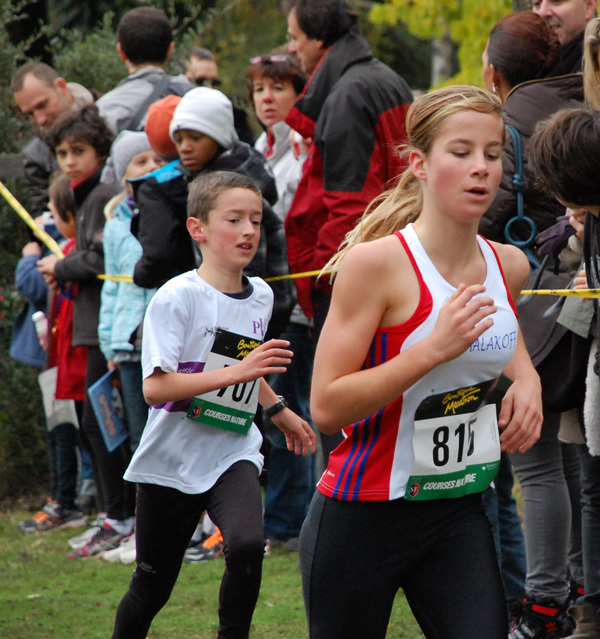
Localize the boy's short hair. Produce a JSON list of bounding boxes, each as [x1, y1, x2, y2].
[[46, 104, 114, 159], [117, 7, 173, 65], [188, 171, 262, 223], [529, 107, 600, 207], [48, 172, 75, 223]]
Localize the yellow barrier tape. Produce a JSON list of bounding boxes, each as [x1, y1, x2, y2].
[[0, 180, 64, 258], [98, 274, 135, 282], [98, 268, 332, 284], [521, 288, 600, 298]]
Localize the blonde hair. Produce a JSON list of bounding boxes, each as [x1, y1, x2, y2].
[[325, 85, 504, 276], [584, 18, 600, 110]]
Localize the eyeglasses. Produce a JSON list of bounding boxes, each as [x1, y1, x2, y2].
[[249, 54, 288, 65], [194, 77, 222, 88]]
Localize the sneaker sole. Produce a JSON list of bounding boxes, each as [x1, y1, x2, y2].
[[102, 548, 124, 562], [18, 516, 88, 534]]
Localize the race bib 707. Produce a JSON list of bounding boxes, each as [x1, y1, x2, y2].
[[186, 329, 261, 435]]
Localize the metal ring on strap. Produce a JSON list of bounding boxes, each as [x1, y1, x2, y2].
[[503, 124, 539, 267]]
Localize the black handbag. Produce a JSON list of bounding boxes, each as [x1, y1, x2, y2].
[[505, 124, 590, 413], [518, 258, 591, 413]]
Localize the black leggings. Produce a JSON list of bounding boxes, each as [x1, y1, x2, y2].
[[299, 491, 507, 639], [112, 461, 265, 639], [80, 346, 135, 519]]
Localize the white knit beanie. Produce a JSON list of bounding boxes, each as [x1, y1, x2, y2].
[[169, 87, 238, 150], [110, 130, 153, 183]]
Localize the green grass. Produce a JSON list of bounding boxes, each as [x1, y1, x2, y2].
[[0, 509, 425, 639]]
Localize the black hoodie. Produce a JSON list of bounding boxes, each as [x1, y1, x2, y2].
[[131, 140, 294, 337]]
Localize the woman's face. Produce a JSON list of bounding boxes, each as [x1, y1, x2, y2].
[[252, 76, 298, 129], [414, 109, 504, 224]]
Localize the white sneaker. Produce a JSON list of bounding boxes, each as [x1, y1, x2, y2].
[[119, 535, 137, 564], [102, 532, 136, 563], [68, 513, 107, 550]]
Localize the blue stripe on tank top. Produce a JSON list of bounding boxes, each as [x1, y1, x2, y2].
[[331, 336, 379, 499], [349, 408, 384, 501], [332, 332, 387, 500]]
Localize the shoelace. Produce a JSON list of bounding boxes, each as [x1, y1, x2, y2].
[[32, 510, 51, 524], [203, 530, 223, 549]]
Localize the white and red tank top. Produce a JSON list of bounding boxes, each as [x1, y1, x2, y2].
[[317, 224, 519, 502]]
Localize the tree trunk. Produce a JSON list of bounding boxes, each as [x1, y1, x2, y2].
[[431, 26, 454, 85]]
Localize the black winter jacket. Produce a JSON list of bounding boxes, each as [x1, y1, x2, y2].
[[131, 141, 294, 337], [54, 168, 120, 346]]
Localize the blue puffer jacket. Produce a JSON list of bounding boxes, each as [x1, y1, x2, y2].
[[98, 194, 157, 362]]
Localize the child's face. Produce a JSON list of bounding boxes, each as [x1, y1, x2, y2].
[[55, 137, 103, 183], [172, 129, 220, 173], [124, 149, 163, 182], [48, 199, 76, 239], [187, 188, 263, 271], [558, 198, 600, 217]]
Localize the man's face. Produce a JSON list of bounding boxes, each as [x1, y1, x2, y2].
[[287, 8, 325, 75], [13, 73, 74, 133], [186, 58, 221, 88], [532, 0, 598, 45]]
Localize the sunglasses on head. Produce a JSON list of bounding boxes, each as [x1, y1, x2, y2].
[[194, 77, 222, 88], [249, 54, 288, 65]]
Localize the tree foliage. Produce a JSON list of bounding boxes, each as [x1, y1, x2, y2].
[[370, 0, 513, 87]]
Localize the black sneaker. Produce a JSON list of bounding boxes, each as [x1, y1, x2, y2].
[[568, 581, 585, 607], [18, 499, 87, 533], [184, 529, 223, 562], [183, 532, 209, 562], [509, 599, 574, 639]]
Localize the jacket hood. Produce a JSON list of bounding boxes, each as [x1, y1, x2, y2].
[[205, 140, 278, 206]]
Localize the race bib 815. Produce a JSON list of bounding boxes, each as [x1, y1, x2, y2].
[[405, 379, 501, 501]]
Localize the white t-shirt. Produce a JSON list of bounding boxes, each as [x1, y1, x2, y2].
[[124, 270, 273, 494]]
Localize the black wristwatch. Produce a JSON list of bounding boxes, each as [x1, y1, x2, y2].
[[264, 395, 288, 418]]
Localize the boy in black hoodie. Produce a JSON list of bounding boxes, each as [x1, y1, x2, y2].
[[131, 87, 294, 338]]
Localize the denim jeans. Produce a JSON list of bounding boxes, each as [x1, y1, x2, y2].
[[563, 441, 584, 587], [263, 323, 316, 541], [510, 410, 571, 604], [483, 451, 526, 601], [117, 360, 148, 453], [47, 421, 79, 510], [576, 443, 600, 611], [311, 289, 343, 469]]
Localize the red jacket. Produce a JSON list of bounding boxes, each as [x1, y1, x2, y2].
[[285, 31, 413, 316], [48, 239, 88, 400]]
